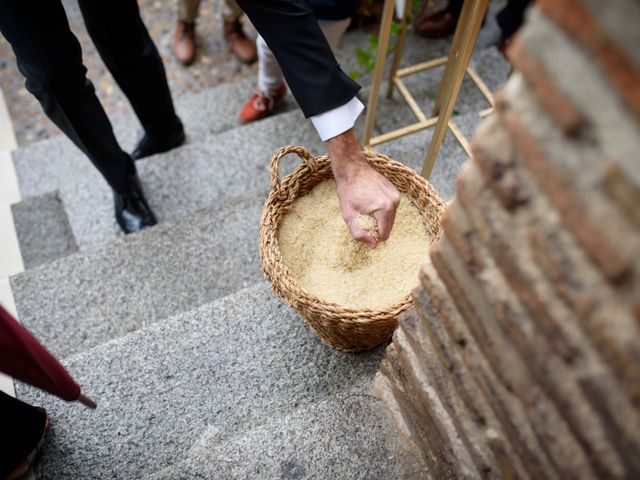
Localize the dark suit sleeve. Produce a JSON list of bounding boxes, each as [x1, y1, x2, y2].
[[236, 0, 361, 118]]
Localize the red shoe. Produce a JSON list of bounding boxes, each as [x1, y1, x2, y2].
[[239, 83, 287, 123]]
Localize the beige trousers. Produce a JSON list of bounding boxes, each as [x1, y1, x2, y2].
[[177, 0, 243, 23]]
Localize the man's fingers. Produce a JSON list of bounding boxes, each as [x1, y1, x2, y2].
[[348, 221, 378, 249], [372, 204, 397, 242]]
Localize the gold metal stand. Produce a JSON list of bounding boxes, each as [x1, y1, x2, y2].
[[362, 0, 494, 178]]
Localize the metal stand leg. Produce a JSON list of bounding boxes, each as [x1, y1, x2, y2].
[[386, 0, 413, 99], [363, 0, 396, 146], [431, 0, 477, 117], [422, 0, 488, 178]]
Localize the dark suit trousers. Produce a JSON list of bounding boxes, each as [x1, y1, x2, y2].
[[0, 391, 47, 479], [0, 0, 179, 192]]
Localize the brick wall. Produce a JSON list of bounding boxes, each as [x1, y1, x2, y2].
[[374, 2, 640, 478]]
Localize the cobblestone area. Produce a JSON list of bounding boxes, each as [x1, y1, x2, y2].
[[0, 0, 259, 145]]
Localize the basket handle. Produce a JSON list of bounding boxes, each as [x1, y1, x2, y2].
[[269, 145, 317, 193]]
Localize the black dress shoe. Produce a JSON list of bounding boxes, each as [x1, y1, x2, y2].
[[131, 118, 185, 160], [114, 173, 158, 234]]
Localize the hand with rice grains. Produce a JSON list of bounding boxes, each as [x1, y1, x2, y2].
[[326, 128, 401, 249]]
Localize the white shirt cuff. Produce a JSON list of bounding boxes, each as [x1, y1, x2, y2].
[[309, 97, 365, 141]]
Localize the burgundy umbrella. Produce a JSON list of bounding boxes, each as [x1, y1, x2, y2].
[[0, 305, 96, 408]]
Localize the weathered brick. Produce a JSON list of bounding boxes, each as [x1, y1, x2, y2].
[[499, 104, 633, 283], [398, 309, 516, 479], [528, 226, 640, 406], [393, 328, 481, 479], [507, 35, 585, 134], [410, 287, 532, 480], [579, 376, 640, 477], [384, 339, 475, 480], [537, 0, 640, 121], [430, 240, 599, 479], [441, 200, 484, 272], [419, 263, 565, 480], [430, 237, 536, 401], [457, 165, 579, 363], [602, 162, 640, 230], [471, 115, 529, 211], [456, 216, 627, 478]]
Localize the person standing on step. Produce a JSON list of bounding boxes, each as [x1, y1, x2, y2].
[[237, 0, 400, 247], [173, 0, 257, 66], [239, 0, 361, 123], [0, 0, 186, 235]]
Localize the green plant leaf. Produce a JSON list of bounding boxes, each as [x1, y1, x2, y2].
[[356, 47, 371, 67], [366, 56, 376, 71], [390, 21, 401, 36], [368, 34, 378, 51], [349, 70, 361, 80]]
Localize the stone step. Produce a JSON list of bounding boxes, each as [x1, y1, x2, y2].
[[10, 191, 78, 269], [8, 108, 482, 360], [15, 282, 389, 480], [12, 107, 323, 252], [154, 393, 427, 480], [10, 188, 268, 359]]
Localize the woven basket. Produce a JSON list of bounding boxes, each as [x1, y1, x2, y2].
[[259, 145, 445, 352]]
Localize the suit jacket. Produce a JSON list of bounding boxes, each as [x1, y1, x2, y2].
[[236, 0, 361, 119]]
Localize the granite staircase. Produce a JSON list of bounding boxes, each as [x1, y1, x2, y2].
[[6, 23, 508, 479]]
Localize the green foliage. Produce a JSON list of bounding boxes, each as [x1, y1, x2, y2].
[[350, 0, 424, 81]]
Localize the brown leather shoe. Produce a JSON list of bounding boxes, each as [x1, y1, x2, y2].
[[224, 20, 257, 64], [415, 10, 458, 38], [173, 20, 196, 66]]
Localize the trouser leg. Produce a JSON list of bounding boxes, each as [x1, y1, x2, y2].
[[0, 391, 47, 479], [496, 0, 532, 40], [222, 0, 243, 23], [446, 0, 464, 17], [78, 0, 181, 141], [0, 0, 133, 192], [178, 0, 201, 22], [258, 18, 350, 93]]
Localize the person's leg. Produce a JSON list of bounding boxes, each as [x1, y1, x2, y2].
[[78, 0, 184, 159], [496, 0, 532, 41], [446, 0, 464, 17], [0, 0, 133, 192], [415, 0, 463, 38], [222, 0, 257, 63], [0, 392, 47, 480], [179, 0, 201, 22], [174, 0, 200, 65], [240, 18, 350, 123], [0, 0, 157, 233], [257, 35, 285, 95]]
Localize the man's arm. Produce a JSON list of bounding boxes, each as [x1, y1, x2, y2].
[[236, 0, 400, 247]]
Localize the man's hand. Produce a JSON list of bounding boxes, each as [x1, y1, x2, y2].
[[325, 128, 400, 248]]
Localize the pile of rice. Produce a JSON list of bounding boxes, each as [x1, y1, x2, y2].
[[278, 179, 432, 310]]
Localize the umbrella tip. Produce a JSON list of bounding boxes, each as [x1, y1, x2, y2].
[[77, 393, 97, 409]]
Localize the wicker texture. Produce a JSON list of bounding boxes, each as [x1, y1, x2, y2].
[[259, 146, 445, 352]]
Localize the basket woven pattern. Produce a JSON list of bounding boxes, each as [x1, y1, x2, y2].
[[259, 145, 445, 352]]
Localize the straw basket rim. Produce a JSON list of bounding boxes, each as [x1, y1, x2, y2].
[[259, 145, 444, 351]]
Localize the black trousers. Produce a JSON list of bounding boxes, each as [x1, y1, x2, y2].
[[0, 0, 180, 192], [0, 391, 47, 479]]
